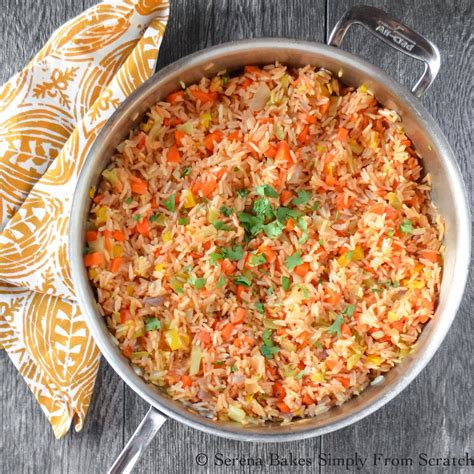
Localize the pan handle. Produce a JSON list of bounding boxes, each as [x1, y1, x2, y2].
[[108, 407, 167, 474], [327, 5, 440, 98]]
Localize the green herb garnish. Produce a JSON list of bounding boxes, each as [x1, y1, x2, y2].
[[213, 221, 233, 231], [399, 219, 413, 235], [387, 229, 395, 237], [221, 245, 243, 261], [328, 314, 345, 336], [344, 304, 356, 318], [276, 206, 302, 224], [284, 251, 303, 270], [261, 329, 278, 359], [267, 286, 274, 295], [255, 184, 279, 198], [282, 276, 291, 291], [149, 213, 161, 223], [297, 217, 308, 244], [292, 190, 312, 206], [255, 302, 265, 314], [220, 205, 233, 217], [253, 197, 274, 219], [262, 220, 285, 238], [126, 197, 134, 204], [249, 253, 267, 266], [133, 214, 142, 222], [145, 318, 161, 331], [178, 216, 189, 225], [234, 274, 252, 287], [210, 252, 223, 265], [163, 194, 176, 212], [237, 188, 250, 198], [217, 275, 227, 288], [181, 166, 192, 176], [189, 275, 207, 289]]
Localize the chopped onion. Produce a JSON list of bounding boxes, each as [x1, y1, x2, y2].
[[189, 344, 202, 376], [143, 297, 164, 306], [249, 82, 271, 112]]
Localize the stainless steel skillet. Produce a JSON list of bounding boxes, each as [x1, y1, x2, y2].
[[69, 6, 471, 473]]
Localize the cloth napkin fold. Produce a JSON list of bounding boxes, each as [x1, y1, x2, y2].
[[0, 0, 169, 438]]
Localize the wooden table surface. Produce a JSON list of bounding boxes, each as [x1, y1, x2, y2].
[[1, 1, 472, 473]]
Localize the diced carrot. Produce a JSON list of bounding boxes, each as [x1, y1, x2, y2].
[[275, 140, 292, 163], [277, 402, 291, 413], [166, 90, 185, 103], [86, 230, 98, 242], [136, 217, 150, 235], [297, 125, 309, 144], [236, 285, 246, 300], [175, 130, 185, 145], [244, 65, 262, 76], [231, 307, 246, 324], [199, 178, 218, 197], [191, 182, 201, 196], [215, 168, 226, 180], [335, 376, 351, 388], [385, 206, 398, 220], [198, 330, 212, 345], [302, 393, 314, 405], [113, 230, 126, 241], [419, 297, 435, 312], [294, 263, 310, 277], [258, 117, 273, 124], [220, 259, 236, 275], [273, 381, 286, 400], [130, 178, 148, 195], [181, 375, 193, 387], [204, 131, 224, 152], [392, 320, 405, 332], [402, 139, 411, 147], [241, 77, 252, 89], [264, 144, 277, 158], [120, 309, 133, 323], [336, 127, 349, 141], [369, 202, 386, 215], [267, 365, 278, 378], [167, 144, 181, 163], [84, 252, 105, 267], [298, 112, 316, 124], [285, 218, 295, 231], [319, 102, 330, 115], [325, 175, 337, 186], [189, 87, 218, 104], [341, 324, 352, 338], [419, 250, 440, 263], [228, 130, 241, 141], [258, 245, 276, 263], [335, 194, 354, 211], [221, 323, 234, 341], [110, 257, 122, 273], [325, 288, 341, 305], [244, 335, 255, 346], [234, 338, 243, 348], [280, 190, 294, 206], [325, 359, 338, 370], [122, 345, 133, 358]]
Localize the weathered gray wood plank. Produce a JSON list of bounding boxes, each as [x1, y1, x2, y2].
[[1, 0, 472, 473]]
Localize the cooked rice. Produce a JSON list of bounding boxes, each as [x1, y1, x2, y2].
[[85, 63, 443, 425]]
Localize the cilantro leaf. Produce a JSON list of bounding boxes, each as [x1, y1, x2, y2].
[[210, 252, 223, 265], [249, 253, 267, 266], [189, 275, 207, 289], [344, 304, 355, 318], [234, 274, 252, 287], [328, 314, 345, 336], [255, 302, 265, 314], [261, 345, 279, 359], [181, 166, 192, 177], [133, 214, 142, 222], [255, 184, 279, 198], [262, 329, 274, 347], [399, 219, 413, 235], [237, 188, 250, 198], [126, 197, 134, 204], [261, 329, 278, 359], [297, 217, 308, 244], [238, 212, 264, 236], [221, 245, 243, 261], [387, 229, 395, 237], [213, 221, 233, 231], [144, 317, 161, 331], [220, 205, 233, 217], [282, 276, 291, 291], [178, 216, 189, 225], [276, 206, 303, 224], [149, 213, 161, 223], [253, 197, 274, 219], [217, 275, 227, 288], [284, 251, 303, 270], [262, 220, 284, 238], [292, 190, 312, 206], [163, 194, 176, 212]]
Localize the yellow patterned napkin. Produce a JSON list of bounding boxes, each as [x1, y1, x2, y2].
[[0, 0, 169, 438]]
